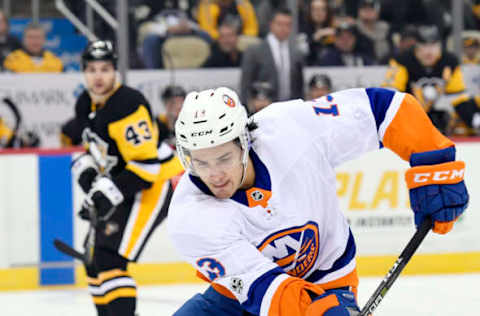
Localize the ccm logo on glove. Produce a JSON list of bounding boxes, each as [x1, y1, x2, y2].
[[405, 161, 465, 189]]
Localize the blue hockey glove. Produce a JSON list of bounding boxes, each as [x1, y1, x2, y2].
[[84, 176, 124, 219], [307, 288, 360, 316], [405, 147, 469, 234]]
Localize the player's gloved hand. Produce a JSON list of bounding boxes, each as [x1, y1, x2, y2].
[[405, 147, 469, 234], [78, 205, 91, 221], [84, 176, 124, 219], [72, 153, 99, 193], [306, 289, 359, 316]]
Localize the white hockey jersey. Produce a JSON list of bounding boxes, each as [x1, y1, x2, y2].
[[168, 88, 453, 316]]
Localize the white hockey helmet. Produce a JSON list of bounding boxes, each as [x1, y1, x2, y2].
[[175, 87, 250, 176]]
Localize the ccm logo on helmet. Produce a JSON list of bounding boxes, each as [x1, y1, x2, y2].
[[191, 130, 213, 137], [413, 169, 464, 183]]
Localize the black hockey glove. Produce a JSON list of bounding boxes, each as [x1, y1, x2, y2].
[[84, 176, 124, 219], [78, 205, 91, 221]]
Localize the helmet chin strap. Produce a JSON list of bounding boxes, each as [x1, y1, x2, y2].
[[239, 153, 248, 187], [238, 128, 251, 188]]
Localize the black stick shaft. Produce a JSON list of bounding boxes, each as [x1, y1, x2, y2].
[[53, 239, 86, 263], [359, 217, 433, 316]]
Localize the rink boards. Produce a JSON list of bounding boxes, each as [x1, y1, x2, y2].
[[0, 142, 479, 290]]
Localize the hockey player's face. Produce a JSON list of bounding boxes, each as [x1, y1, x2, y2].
[[190, 141, 244, 199], [84, 61, 116, 96]]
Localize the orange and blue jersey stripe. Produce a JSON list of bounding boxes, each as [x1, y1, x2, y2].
[[366, 88, 454, 161]]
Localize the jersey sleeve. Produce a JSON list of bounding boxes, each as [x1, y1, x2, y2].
[[280, 89, 380, 167], [372, 88, 454, 160], [60, 117, 83, 147], [168, 198, 326, 316], [283, 88, 453, 166], [108, 103, 161, 197]]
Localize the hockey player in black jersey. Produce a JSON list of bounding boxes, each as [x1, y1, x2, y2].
[[70, 40, 183, 316]]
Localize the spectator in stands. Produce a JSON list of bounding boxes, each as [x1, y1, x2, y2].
[[240, 7, 304, 103], [356, 0, 390, 62], [134, 0, 197, 24], [246, 81, 274, 114], [197, 0, 258, 40], [448, 94, 480, 136], [157, 84, 187, 146], [315, 21, 375, 66], [308, 73, 333, 99], [0, 116, 13, 148], [3, 23, 62, 73], [381, 0, 451, 40], [465, 0, 480, 29], [381, 24, 417, 64], [0, 11, 20, 71], [66, 0, 143, 68], [383, 25, 467, 135], [203, 20, 242, 67], [0, 97, 40, 148], [141, 7, 211, 68], [300, 0, 336, 65], [462, 32, 480, 64]]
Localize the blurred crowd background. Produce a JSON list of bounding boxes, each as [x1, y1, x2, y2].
[[1, 0, 480, 150]]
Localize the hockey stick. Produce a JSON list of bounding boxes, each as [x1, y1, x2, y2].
[[53, 238, 86, 263], [53, 205, 117, 264], [359, 217, 433, 316], [53, 217, 96, 265]]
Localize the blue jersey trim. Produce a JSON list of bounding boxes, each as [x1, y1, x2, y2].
[[231, 150, 271, 206], [365, 87, 395, 131], [242, 267, 285, 315], [189, 149, 272, 207], [409, 146, 455, 166], [305, 229, 356, 283], [189, 173, 212, 195]]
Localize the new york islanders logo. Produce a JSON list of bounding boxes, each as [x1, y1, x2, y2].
[[223, 94, 236, 107], [257, 222, 319, 278]]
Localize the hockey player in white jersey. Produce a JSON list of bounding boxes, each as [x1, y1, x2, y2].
[[168, 87, 469, 316]]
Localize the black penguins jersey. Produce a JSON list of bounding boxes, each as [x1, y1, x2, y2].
[[74, 85, 162, 198], [384, 50, 466, 108]]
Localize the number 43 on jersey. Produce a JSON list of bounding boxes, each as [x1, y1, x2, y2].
[[125, 120, 152, 145]]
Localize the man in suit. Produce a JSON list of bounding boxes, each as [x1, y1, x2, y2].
[[240, 7, 304, 103], [203, 20, 243, 68]]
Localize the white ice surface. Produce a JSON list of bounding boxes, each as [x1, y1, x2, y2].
[[3, 273, 479, 315]]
